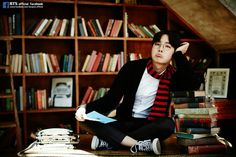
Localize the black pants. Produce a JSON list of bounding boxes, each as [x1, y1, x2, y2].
[[80, 117, 175, 148]]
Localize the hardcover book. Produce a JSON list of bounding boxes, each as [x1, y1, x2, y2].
[[188, 144, 227, 154], [177, 136, 220, 146], [51, 77, 73, 107]]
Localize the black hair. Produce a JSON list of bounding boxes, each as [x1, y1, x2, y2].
[[152, 30, 181, 50]]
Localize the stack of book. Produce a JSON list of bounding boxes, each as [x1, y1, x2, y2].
[[172, 91, 227, 154]]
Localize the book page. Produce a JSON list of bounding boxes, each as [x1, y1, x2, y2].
[[85, 111, 116, 124]]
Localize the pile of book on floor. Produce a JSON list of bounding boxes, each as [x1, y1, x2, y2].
[[172, 90, 229, 155], [17, 128, 92, 157]]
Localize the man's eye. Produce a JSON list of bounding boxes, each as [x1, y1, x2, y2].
[[165, 45, 171, 49], [155, 43, 161, 46]]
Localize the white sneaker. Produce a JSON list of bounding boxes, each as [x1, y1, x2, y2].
[[152, 138, 161, 155], [91, 136, 112, 150], [130, 138, 161, 155]]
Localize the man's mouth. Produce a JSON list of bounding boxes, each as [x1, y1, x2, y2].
[[155, 54, 162, 58]]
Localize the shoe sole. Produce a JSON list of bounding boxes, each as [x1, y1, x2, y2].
[[91, 136, 98, 150], [152, 138, 161, 155]]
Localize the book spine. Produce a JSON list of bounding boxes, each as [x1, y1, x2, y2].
[[177, 117, 215, 128], [177, 136, 219, 146], [188, 144, 226, 154]]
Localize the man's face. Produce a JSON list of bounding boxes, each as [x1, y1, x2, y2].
[[151, 34, 175, 65]]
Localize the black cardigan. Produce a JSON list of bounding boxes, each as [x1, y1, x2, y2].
[[86, 51, 200, 120]]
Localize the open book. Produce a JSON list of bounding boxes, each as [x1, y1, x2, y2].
[[85, 111, 116, 124]]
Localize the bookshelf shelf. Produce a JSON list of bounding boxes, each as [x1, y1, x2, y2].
[[77, 37, 124, 40], [26, 108, 76, 113], [79, 72, 118, 75], [0, 0, 217, 146]]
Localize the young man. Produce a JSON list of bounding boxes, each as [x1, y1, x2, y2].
[[75, 30, 200, 155]]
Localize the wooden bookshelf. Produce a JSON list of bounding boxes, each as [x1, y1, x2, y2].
[[0, 0, 217, 146]]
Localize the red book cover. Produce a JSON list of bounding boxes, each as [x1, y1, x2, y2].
[[87, 89, 95, 103], [110, 20, 119, 37], [81, 86, 93, 104], [85, 50, 97, 72], [91, 52, 103, 72], [105, 19, 114, 36], [49, 54, 60, 72], [87, 20, 97, 36], [54, 19, 62, 36], [188, 144, 226, 154], [102, 53, 111, 72], [32, 18, 44, 36], [36, 90, 43, 110]]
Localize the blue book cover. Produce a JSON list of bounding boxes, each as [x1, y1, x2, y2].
[[86, 111, 116, 124]]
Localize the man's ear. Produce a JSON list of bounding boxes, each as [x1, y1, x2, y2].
[[170, 58, 176, 67]]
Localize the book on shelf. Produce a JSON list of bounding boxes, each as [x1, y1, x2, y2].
[[34, 18, 49, 36], [102, 53, 111, 72], [95, 19, 104, 37], [46, 54, 53, 73], [39, 19, 53, 36], [51, 77, 73, 107], [53, 19, 63, 36], [149, 24, 161, 33], [77, 16, 85, 36], [81, 87, 109, 104], [129, 53, 142, 61], [128, 23, 142, 38], [85, 50, 97, 72], [87, 20, 97, 36], [89, 19, 101, 37], [81, 17, 88, 37], [97, 54, 105, 72], [81, 55, 91, 72], [10, 54, 22, 73], [142, 25, 154, 38], [26, 88, 36, 109], [87, 89, 95, 104], [48, 18, 59, 36], [81, 86, 93, 105], [59, 18, 69, 36], [25, 53, 62, 73], [124, 12, 128, 37], [31, 18, 44, 36], [104, 19, 114, 37], [109, 54, 119, 72], [128, 23, 157, 38], [60, 54, 74, 72], [81, 51, 123, 73], [110, 20, 123, 37], [91, 52, 103, 72], [36, 89, 47, 110], [49, 54, 60, 72], [70, 18, 75, 37]]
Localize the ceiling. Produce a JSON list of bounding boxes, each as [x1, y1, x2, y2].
[[161, 0, 236, 53]]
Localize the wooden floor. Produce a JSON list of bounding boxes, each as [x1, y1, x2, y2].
[[1, 134, 236, 157], [77, 134, 236, 157]]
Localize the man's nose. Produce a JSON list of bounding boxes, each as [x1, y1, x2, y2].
[[159, 45, 164, 52]]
